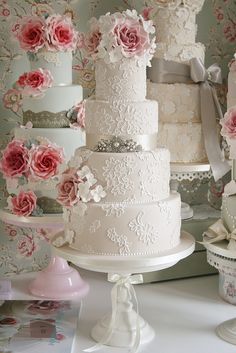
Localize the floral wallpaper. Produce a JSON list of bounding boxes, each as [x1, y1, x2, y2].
[[0, 0, 235, 275]]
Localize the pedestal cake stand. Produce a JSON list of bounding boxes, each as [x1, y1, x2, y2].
[[0, 209, 89, 300], [204, 240, 236, 345], [53, 231, 195, 351], [170, 162, 212, 220]]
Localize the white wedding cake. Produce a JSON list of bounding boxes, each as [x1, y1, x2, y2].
[[0, 14, 84, 215], [53, 10, 181, 256], [147, 0, 208, 163]]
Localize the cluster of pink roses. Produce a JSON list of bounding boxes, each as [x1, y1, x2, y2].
[[83, 9, 156, 65], [0, 139, 64, 181], [14, 14, 79, 53], [16, 68, 53, 97]]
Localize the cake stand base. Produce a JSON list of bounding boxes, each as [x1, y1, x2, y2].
[[53, 231, 195, 351], [0, 209, 89, 300], [216, 319, 236, 345]]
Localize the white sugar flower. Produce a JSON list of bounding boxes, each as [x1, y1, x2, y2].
[[78, 181, 92, 202], [77, 165, 97, 186], [73, 202, 87, 216], [6, 196, 12, 210], [65, 229, 75, 245], [91, 185, 106, 202], [63, 208, 71, 222]]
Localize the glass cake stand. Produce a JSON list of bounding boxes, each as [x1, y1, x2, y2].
[[53, 231, 195, 352], [0, 209, 89, 300], [204, 240, 236, 345], [170, 162, 212, 220]]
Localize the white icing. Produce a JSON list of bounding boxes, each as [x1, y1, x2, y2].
[[66, 193, 181, 256], [158, 122, 207, 163], [74, 147, 170, 203], [23, 85, 83, 114], [154, 42, 205, 64], [85, 98, 158, 135], [30, 51, 73, 86], [147, 81, 201, 123], [95, 58, 146, 102]]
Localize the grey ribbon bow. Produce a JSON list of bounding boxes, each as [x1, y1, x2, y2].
[[202, 219, 236, 251], [148, 57, 230, 181]]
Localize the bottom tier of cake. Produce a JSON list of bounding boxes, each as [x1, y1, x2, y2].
[[55, 192, 181, 256]]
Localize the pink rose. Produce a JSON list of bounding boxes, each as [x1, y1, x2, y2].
[[0, 139, 30, 178], [114, 18, 150, 57], [30, 144, 64, 180], [220, 107, 236, 139], [3, 88, 22, 112], [84, 29, 101, 56], [45, 14, 78, 51], [10, 191, 37, 217], [17, 233, 38, 256], [70, 100, 85, 130], [57, 169, 81, 206], [15, 16, 46, 52], [17, 69, 53, 96]]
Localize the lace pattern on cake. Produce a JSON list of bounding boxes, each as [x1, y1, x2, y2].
[[23, 110, 70, 128], [107, 228, 131, 255], [89, 220, 101, 233], [102, 156, 135, 195], [129, 212, 159, 245], [154, 42, 205, 64], [101, 204, 126, 217]]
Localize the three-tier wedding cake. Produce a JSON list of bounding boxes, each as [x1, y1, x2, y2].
[[53, 10, 181, 256], [147, 0, 207, 163], [1, 14, 84, 215]]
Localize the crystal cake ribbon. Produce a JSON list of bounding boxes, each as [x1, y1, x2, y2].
[[86, 133, 159, 152], [148, 57, 230, 181]]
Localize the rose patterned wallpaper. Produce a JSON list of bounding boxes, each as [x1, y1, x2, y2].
[[0, 0, 235, 275]]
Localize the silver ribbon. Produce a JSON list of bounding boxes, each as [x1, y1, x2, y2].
[[84, 273, 143, 353], [148, 57, 230, 181], [86, 133, 159, 152], [202, 218, 236, 250]]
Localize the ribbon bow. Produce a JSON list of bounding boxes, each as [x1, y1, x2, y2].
[[148, 57, 230, 181], [84, 273, 143, 353], [203, 218, 236, 250]]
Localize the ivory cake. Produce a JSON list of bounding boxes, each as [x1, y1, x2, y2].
[[54, 10, 181, 256]]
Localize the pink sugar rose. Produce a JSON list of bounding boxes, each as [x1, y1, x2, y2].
[[0, 140, 30, 178], [17, 69, 53, 96], [10, 190, 37, 217], [45, 14, 78, 51], [220, 106, 236, 139], [15, 16, 46, 52], [57, 169, 81, 206], [3, 88, 22, 112], [84, 29, 101, 56], [114, 17, 150, 58], [70, 100, 85, 130], [30, 144, 64, 180]]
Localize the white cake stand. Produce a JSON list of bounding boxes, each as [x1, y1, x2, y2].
[[0, 209, 89, 300], [170, 162, 212, 220], [204, 240, 236, 345], [53, 231, 195, 351]]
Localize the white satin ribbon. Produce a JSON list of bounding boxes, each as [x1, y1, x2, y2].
[[202, 218, 236, 250], [83, 273, 143, 353]]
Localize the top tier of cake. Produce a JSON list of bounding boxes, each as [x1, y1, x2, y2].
[[29, 51, 73, 86]]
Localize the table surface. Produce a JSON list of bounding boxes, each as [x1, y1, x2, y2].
[[2, 269, 236, 353]]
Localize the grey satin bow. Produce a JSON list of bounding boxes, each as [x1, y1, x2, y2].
[[148, 57, 230, 181]]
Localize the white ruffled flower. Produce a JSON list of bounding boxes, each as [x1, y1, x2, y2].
[[78, 181, 92, 202], [63, 208, 71, 222], [73, 202, 87, 216], [91, 185, 106, 202], [65, 229, 75, 245], [77, 166, 97, 186]]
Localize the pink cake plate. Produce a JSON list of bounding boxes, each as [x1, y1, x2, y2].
[[0, 209, 89, 300]]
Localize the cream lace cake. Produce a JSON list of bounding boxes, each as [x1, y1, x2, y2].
[[147, 0, 208, 163], [53, 10, 181, 256], [0, 14, 85, 215]]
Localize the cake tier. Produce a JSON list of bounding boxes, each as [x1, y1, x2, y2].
[[227, 70, 236, 108], [74, 147, 170, 203], [62, 192, 181, 256], [23, 85, 82, 128], [147, 82, 201, 123], [158, 122, 207, 163], [29, 51, 73, 86], [85, 98, 158, 137], [153, 6, 197, 45], [95, 58, 146, 102], [154, 42, 205, 64], [221, 194, 236, 233]]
